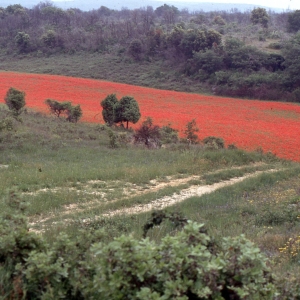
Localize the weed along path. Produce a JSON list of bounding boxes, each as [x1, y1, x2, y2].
[[29, 167, 280, 231]]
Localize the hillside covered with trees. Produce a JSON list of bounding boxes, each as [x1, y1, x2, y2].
[[1, 3, 300, 102]]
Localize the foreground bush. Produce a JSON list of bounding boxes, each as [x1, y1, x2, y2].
[[1, 195, 277, 299]]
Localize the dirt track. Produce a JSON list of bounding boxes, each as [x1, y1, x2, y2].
[[102, 169, 277, 217], [29, 167, 278, 231]]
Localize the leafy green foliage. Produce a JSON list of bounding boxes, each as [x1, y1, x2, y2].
[[100, 94, 119, 126], [287, 10, 300, 33], [15, 32, 30, 52], [0, 192, 279, 299], [0, 117, 14, 132], [66, 104, 82, 123], [134, 117, 160, 148], [142, 211, 188, 238], [282, 33, 300, 88], [107, 128, 119, 148], [45, 99, 71, 117], [4, 87, 26, 116], [168, 27, 222, 58], [189, 49, 224, 77], [250, 8, 269, 28], [129, 39, 143, 60], [41, 30, 57, 48], [203, 136, 225, 150], [101, 94, 141, 128], [45, 99, 82, 122], [184, 119, 199, 144], [159, 124, 178, 144], [116, 96, 141, 128], [0, 192, 44, 298]]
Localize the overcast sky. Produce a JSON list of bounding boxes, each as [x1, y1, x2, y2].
[[157, 0, 299, 10]]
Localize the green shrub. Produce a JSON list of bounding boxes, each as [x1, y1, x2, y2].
[[160, 124, 178, 144], [107, 128, 132, 148], [228, 143, 238, 150], [134, 117, 161, 148], [0, 195, 278, 299], [0, 117, 15, 132], [268, 42, 281, 50], [107, 128, 119, 148], [4, 87, 26, 116], [184, 119, 199, 144], [203, 136, 225, 150]]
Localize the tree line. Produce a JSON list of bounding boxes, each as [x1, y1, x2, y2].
[[2, 3, 300, 101], [3, 87, 83, 123]]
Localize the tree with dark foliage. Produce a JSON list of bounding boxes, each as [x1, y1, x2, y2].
[[134, 117, 160, 147], [5, 87, 26, 116]]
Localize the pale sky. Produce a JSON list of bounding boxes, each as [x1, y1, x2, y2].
[[158, 0, 299, 10]]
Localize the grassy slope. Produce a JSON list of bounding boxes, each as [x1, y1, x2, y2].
[[1, 106, 300, 286], [0, 52, 207, 93]]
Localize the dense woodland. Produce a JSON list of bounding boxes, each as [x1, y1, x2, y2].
[[1, 3, 300, 101]]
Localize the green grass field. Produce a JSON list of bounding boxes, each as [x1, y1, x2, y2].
[[1, 104, 300, 291]]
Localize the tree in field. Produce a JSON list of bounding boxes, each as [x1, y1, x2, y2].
[[45, 99, 82, 122], [5, 87, 26, 116], [250, 8, 269, 28], [116, 96, 141, 129], [134, 117, 161, 147], [184, 119, 199, 144], [66, 104, 82, 123], [45, 99, 71, 117], [287, 10, 300, 32], [101, 94, 141, 128], [100, 94, 119, 126]]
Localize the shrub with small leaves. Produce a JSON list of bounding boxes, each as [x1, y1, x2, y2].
[[160, 124, 179, 144], [0, 197, 278, 299], [107, 128, 119, 148], [184, 119, 199, 144], [228, 143, 238, 150], [5, 87, 26, 116], [134, 117, 161, 148], [0, 117, 14, 132], [203, 136, 225, 150], [66, 104, 82, 123]]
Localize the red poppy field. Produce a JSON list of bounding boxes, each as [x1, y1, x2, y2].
[[0, 71, 300, 162]]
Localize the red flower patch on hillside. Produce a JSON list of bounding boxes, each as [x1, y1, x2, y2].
[[0, 71, 299, 162]]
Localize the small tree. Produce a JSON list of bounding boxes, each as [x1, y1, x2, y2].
[[128, 39, 143, 60], [66, 104, 82, 123], [184, 119, 199, 144], [101, 94, 141, 128], [15, 32, 30, 52], [5, 87, 26, 116], [45, 99, 71, 117], [250, 8, 269, 28], [134, 117, 161, 148], [116, 96, 141, 129], [202, 136, 225, 150], [100, 94, 119, 126], [287, 10, 300, 32], [41, 30, 57, 48], [160, 124, 178, 144]]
